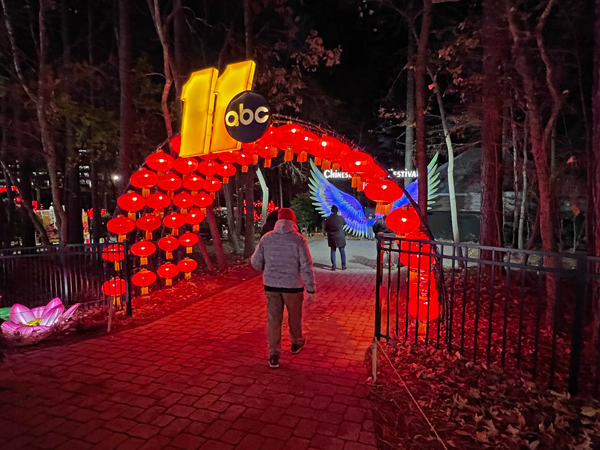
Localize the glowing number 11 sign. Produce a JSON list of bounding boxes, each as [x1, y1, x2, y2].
[[179, 60, 256, 157]]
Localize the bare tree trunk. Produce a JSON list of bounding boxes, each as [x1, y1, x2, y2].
[[38, 0, 67, 243], [207, 207, 228, 271], [244, 167, 256, 258], [224, 183, 241, 253], [118, 0, 133, 191], [89, 0, 101, 243], [506, 0, 562, 323], [62, 0, 83, 244], [173, 0, 187, 99], [236, 179, 244, 239], [590, 0, 600, 344], [511, 112, 520, 247], [147, 0, 176, 136], [518, 117, 528, 250], [431, 74, 459, 244], [197, 235, 215, 273], [481, 0, 504, 249], [405, 16, 416, 184], [414, 0, 432, 222]]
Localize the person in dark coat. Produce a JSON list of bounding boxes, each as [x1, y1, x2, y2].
[[372, 215, 393, 235], [261, 210, 279, 236], [324, 205, 347, 270]]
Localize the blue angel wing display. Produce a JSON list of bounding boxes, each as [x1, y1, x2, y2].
[[308, 160, 373, 238], [391, 152, 441, 211]]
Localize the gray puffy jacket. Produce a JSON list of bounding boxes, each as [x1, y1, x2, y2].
[[251, 220, 316, 293]]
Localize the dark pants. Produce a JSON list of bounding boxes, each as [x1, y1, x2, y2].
[[330, 246, 346, 269]]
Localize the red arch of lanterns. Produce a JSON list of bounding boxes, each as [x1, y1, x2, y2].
[[105, 119, 440, 325]]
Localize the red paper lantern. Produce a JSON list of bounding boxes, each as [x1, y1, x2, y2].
[[408, 288, 440, 323], [257, 126, 281, 147], [136, 214, 162, 240], [185, 209, 205, 232], [131, 269, 156, 295], [146, 192, 171, 212], [107, 216, 135, 242], [385, 207, 420, 235], [341, 152, 375, 188], [198, 159, 221, 177], [294, 130, 317, 163], [158, 172, 182, 196], [163, 213, 186, 236], [362, 164, 387, 181], [102, 244, 125, 270], [194, 191, 213, 213], [399, 231, 434, 270], [179, 232, 199, 254], [118, 192, 145, 220], [218, 163, 237, 184], [173, 192, 195, 214], [146, 151, 175, 173], [316, 136, 344, 169], [204, 177, 222, 197], [169, 135, 181, 153], [102, 277, 127, 307], [218, 150, 239, 163], [157, 263, 179, 286], [364, 179, 402, 215], [276, 124, 305, 161], [130, 169, 158, 198], [236, 151, 254, 173], [177, 258, 198, 280], [131, 240, 156, 266], [173, 157, 198, 174], [257, 144, 278, 168], [182, 173, 205, 195], [158, 235, 179, 259]]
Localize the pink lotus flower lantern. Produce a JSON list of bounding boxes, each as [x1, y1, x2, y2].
[[1, 298, 80, 337]]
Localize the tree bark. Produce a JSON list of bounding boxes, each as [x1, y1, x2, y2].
[[405, 12, 416, 184], [480, 0, 504, 249], [62, 0, 83, 244], [207, 206, 228, 271], [196, 234, 216, 273], [224, 183, 241, 253], [506, 0, 562, 323], [592, 0, 600, 260], [244, 167, 256, 258], [518, 116, 528, 249], [414, 0, 433, 222], [118, 0, 134, 191]]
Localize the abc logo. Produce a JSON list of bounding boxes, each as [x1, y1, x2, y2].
[[225, 91, 271, 143]]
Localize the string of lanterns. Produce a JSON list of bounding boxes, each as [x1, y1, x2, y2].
[[105, 122, 424, 307], [385, 207, 440, 329]]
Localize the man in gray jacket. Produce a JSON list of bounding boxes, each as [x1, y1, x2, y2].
[[251, 208, 316, 368]]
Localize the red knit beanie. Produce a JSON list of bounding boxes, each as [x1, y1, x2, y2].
[[278, 208, 296, 223]]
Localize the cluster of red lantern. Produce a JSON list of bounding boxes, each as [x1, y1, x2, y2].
[[385, 206, 440, 327], [107, 123, 409, 305]]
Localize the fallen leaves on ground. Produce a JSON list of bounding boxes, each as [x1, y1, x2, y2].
[[369, 340, 600, 450]]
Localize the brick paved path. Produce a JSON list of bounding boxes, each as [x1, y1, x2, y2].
[[0, 241, 377, 450]]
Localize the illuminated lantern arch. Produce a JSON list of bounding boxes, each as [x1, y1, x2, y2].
[[111, 111, 433, 313]]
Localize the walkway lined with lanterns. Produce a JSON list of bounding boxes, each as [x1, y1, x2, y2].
[[0, 241, 378, 450]]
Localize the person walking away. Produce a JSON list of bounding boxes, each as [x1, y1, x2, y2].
[[261, 209, 279, 236], [324, 205, 347, 270], [251, 208, 316, 368]]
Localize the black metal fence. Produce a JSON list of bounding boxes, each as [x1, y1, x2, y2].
[[375, 234, 600, 396], [0, 243, 132, 314]]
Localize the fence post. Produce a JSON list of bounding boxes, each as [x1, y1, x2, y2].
[[375, 234, 383, 340], [59, 242, 70, 304], [568, 251, 587, 395], [123, 240, 132, 316]]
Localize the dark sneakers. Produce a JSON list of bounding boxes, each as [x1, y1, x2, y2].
[[269, 354, 280, 368], [291, 339, 306, 354], [342, 266, 347, 270]]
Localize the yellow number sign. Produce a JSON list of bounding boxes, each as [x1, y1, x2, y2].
[[179, 61, 256, 157]]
